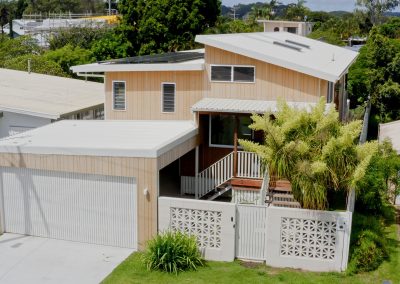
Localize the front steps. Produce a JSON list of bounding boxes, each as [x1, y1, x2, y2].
[[267, 179, 301, 208]]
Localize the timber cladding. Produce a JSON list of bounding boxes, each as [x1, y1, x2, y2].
[[204, 46, 328, 102], [105, 71, 204, 120], [0, 135, 198, 249], [0, 153, 157, 249]]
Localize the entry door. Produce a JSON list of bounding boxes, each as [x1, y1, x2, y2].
[[0, 167, 137, 249]]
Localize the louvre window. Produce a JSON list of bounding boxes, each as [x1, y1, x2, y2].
[[162, 83, 175, 112], [113, 81, 126, 110], [211, 65, 255, 83], [233, 66, 255, 82]]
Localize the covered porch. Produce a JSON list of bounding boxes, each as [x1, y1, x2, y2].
[[159, 98, 318, 204]]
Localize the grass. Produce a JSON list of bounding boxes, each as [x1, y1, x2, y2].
[[102, 224, 399, 284]]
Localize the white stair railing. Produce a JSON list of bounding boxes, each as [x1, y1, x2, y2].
[[195, 152, 234, 199], [237, 151, 263, 179]]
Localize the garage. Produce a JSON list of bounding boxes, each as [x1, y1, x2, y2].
[[0, 168, 137, 248], [0, 120, 198, 248]]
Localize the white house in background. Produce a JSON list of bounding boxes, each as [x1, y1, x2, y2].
[[379, 120, 400, 154], [0, 68, 104, 138], [258, 20, 314, 36], [379, 120, 400, 205]]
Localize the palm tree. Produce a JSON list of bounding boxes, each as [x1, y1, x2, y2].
[[240, 99, 378, 210]]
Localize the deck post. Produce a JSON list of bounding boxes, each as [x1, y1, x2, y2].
[[195, 146, 199, 175], [233, 116, 238, 177]]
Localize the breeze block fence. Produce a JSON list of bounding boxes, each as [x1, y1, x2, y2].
[[159, 197, 352, 272]]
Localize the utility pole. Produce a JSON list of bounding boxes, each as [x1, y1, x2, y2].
[[108, 0, 111, 15], [230, 6, 237, 20]]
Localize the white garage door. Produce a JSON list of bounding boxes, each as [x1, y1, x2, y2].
[[0, 167, 137, 249]]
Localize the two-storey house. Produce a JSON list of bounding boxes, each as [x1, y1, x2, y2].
[[0, 32, 358, 251]]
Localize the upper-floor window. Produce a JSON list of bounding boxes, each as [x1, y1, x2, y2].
[[210, 65, 255, 83], [112, 81, 126, 110], [162, 83, 175, 112]]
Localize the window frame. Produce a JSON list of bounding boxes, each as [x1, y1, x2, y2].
[[161, 82, 176, 113], [112, 80, 127, 111], [210, 64, 256, 84]]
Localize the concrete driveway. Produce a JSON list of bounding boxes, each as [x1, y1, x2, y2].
[[0, 233, 134, 284]]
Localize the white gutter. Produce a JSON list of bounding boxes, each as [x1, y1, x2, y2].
[[71, 62, 205, 73], [0, 106, 60, 120]]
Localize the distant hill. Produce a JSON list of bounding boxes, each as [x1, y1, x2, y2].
[[221, 3, 288, 19], [328, 11, 351, 17], [385, 12, 400, 17]]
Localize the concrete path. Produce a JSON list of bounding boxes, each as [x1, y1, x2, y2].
[[0, 233, 134, 284]]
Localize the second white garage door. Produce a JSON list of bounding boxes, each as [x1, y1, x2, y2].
[[0, 167, 137, 249]]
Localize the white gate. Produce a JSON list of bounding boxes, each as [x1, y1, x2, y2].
[[236, 204, 267, 260], [158, 197, 236, 261]]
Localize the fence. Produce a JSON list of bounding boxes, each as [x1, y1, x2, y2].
[[159, 197, 352, 272], [158, 197, 236, 261], [180, 151, 263, 198]]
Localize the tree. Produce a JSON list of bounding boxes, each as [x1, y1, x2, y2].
[[0, 36, 41, 66], [206, 17, 262, 34], [356, 140, 400, 216], [49, 26, 112, 50], [24, 0, 105, 14], [348, 26, 400, 135], [284, 0, 310, 21], [239, 99, 377, 210], [356, 0, 400, 25], [0, 5, 10, 35], [118, 0, 221, 55], [3, 54, 67, 76], [43, 44, 93, 76]]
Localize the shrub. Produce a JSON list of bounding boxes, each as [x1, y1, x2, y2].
[[143, 231, 204, 274], [348, 214, 389, 273]]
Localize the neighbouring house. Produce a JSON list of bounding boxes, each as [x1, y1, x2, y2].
[[3, 15, 115, 47], [379, 120, 400, 205], [258, 20, 314, 36], [0, 32, 358, 260], [0, 68, 104, 138]]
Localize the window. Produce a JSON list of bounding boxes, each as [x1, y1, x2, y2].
[[211, 66, 231, 82], [286, 27, 298, 34], [162, 83, 175, 112], [211, 65, 255, 83], [93, 108, 104, 120], [233, 67, 255, 82], [113, 81, 126, 110], [274, 27, 279, 32], [209, 115, 253, 147]]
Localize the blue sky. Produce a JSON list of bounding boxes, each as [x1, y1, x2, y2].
[[222, 0, 400, 12]]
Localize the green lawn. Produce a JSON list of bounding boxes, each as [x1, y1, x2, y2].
[[102, 224, 400, 284]]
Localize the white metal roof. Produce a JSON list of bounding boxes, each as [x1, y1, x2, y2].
[[0, 120, 198, 158], [71, 59, 205, 73], [195, 32, 358, 82], [71, 49, 205, 73], [191, 98, 324, 114], [379, 120, 400, 154], [0, 68, 104, 119]]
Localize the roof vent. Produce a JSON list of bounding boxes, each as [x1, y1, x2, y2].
[[285, 39, 310, 49], [273, 41, 302, 51]]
